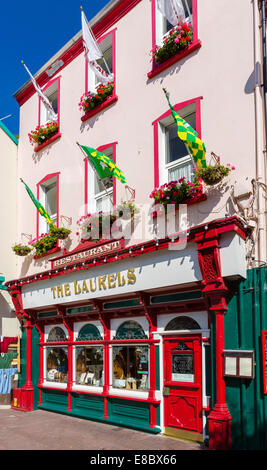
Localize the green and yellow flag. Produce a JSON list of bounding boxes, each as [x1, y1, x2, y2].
[[163, 89, 206, 168], [80, 145, 126, 183], [20, 178, 55, 226]]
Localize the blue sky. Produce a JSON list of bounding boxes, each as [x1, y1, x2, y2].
[[0, 0, 111, 136]]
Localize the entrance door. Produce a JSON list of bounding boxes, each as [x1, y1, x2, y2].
[[163, 335, 203, 439]]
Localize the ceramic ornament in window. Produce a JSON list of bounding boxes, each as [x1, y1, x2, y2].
[[157, 0, 186, 26]]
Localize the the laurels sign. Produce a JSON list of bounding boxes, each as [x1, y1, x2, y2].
[[51, 239, 124, 269]]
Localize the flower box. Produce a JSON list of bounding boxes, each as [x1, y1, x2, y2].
[[148, 40, 201, 79], [79, 82, 117, 121], [77, 211, 118, 242], [150, 177, 204, 211], [152, 23, 193, 66], [33, 246, 61, 260], [29, 122, 60, 152], [34, 132, 61, 153]]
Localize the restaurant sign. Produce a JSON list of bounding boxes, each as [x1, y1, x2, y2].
[[51, 239, 124, 269]]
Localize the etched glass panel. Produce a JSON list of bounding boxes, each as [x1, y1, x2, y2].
[[171, 352, 194, 382]]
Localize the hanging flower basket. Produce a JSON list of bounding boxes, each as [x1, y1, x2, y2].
[[150, 177, 203, 211], [152, 23, 193, 65], [114, 201, 140, 220], [197, 164, 235, 186], [77, 211, 117, 242], [12, 244, 33, 256], [28, 122, 59, 147], [79, 82, 114, 114], [32, 234, 58, 257], [49, 225, 72, 240]]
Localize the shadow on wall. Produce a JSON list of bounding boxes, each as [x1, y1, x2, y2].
[[0, 292, 14, 317]]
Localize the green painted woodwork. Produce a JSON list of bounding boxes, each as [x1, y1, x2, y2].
[[76, 324, 102, 341], [37, 310, 57, 319], [108, 398, 152, 431], [71, 393, 104, 420], [67, 305, 94, 315], [150, 290, 202, 304], [223, 267, 267, 450], [41, 389, 68, 412], [103, 299, 140, 310], [113, 320, 147, 340]]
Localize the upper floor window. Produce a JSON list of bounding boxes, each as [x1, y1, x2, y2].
[[156, 0, 193, 45], [39, 78, 60, 126], [153, 97, 202, 188], [37, 173, 59, 235], [87, 30, 115, 93], [159, 102, 196, 183], [86, 144, 116, 214]]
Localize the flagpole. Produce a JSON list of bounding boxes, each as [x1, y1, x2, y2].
[[76, 142, 113, 206], [80, 6, 112, 78], [162, 88, 197, 177]]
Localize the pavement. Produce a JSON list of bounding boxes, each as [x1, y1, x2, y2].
[[0, 407, 205, 451]]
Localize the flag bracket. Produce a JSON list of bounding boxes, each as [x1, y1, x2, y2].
[[60, 215, 73, 225]]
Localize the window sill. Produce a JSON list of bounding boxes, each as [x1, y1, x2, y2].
[[33, 246, 61, 260], [147, 40, 201, 80], [151, 192, 207, 218], [81, 94, 118, 122], [34, 132, 61, 153]]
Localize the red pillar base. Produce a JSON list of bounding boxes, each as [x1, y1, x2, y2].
[[11, 387, 34, 412], [208, 404, 232, 450]]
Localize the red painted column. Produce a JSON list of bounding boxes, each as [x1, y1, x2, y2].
[[98, 305, 110, 419], [21, 317, 34, 411], [196, 228, 232, 449]]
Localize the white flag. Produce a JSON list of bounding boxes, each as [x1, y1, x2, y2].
[[22, 62, 58, 122], [81, 10, 114, 85], [157, 0, 186, 26]]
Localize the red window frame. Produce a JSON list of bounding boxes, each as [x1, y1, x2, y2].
[[84, 142, 117, 216], [152, 96, 203, 188], [148, 0, 201, 79], [82, 28, 118, 122], [36, 172, 60, 239], [36, 76, 61, 152]]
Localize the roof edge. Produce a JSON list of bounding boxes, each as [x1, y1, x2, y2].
[[0, 120, 18, 145]]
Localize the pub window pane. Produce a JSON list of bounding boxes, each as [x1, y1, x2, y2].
[[46, 347, 68, 383], [112, 346, 149, 391], [76, 346, 104, 386]]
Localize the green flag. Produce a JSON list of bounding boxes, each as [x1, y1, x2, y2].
[[163, 89, 207, 168], [20, 178, 55, 226], [80, 145, 127, 183]]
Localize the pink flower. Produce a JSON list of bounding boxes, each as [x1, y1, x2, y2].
[[231, 166, 236, 170], [174, 37, 180, 44]]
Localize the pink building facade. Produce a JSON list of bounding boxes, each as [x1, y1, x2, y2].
[[7, 0, 267, 449]]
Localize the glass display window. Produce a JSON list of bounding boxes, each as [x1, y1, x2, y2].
[[46, 346, 68, 383], [112, 345, 149, 391], [75, 345, 104, 387]]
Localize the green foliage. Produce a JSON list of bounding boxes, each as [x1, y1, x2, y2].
[[49, 225, 71, 240], [32, 234, 58, 257], [12, 244, 33, 256], [197, 164, 231, 186]]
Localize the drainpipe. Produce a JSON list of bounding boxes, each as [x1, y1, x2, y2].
[[254, 1, 267, 263]]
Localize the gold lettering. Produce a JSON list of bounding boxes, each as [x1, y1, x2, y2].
[[64, 284, 71, 296], [51, 286, 57, 299], [57, 285, 64, 297], [108, 273, 116, 289], [117, 272, 126, 287], [74, 280, 81, 295], [98, 275, 107, 290], [127, 268, 136, 285], [82, 280, 89, 293], [89, 278, 97, 292]]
